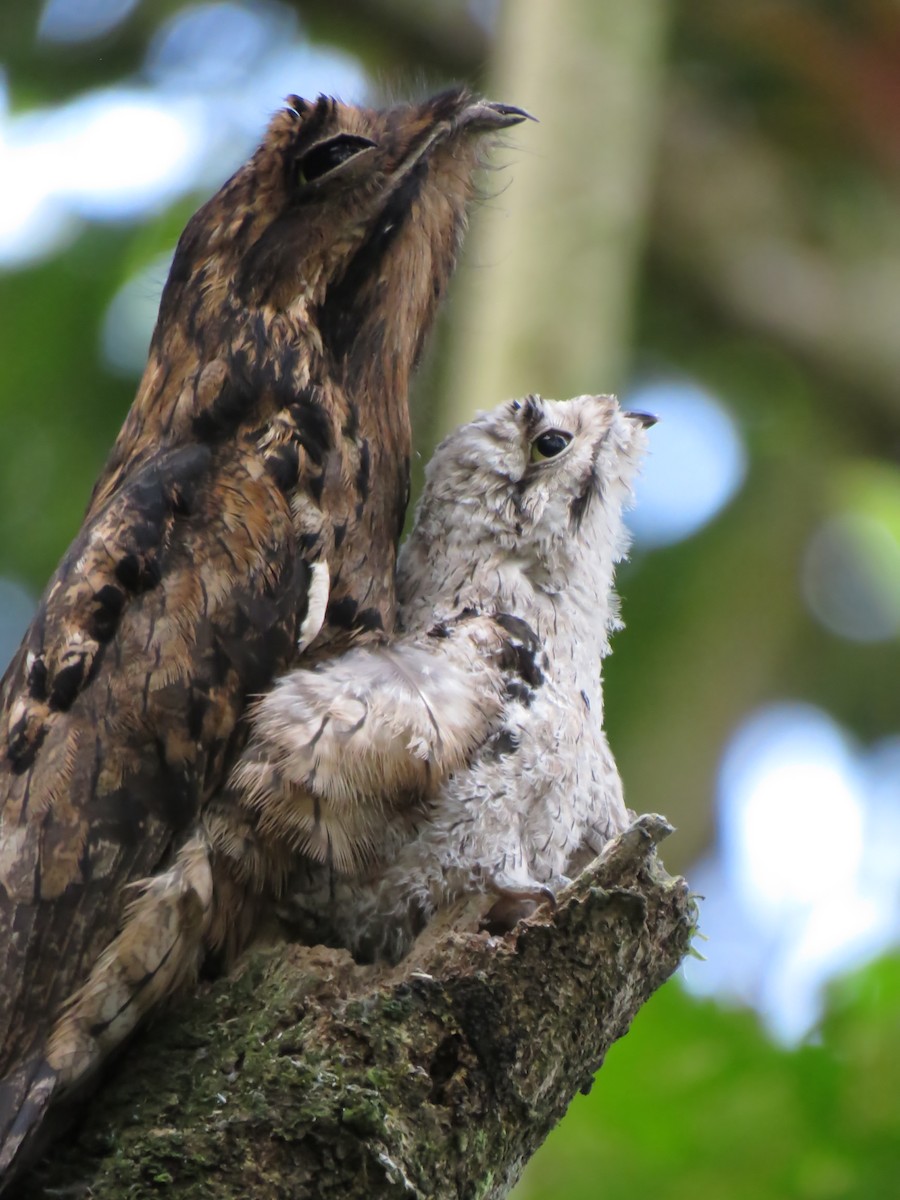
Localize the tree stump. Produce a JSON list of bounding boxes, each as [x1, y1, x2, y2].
[[30, 815, 696, 1199]]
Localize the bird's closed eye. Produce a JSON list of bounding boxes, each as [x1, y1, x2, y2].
[[530, 430, 573, 462], [296, 134, 377, 185]]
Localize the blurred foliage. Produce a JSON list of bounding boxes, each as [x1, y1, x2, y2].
[[0, 201, 194, 583], [518, 954, 900, 1200], [0, 1, 898, 1196]]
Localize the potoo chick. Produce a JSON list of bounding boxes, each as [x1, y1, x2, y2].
[[235, 393, 654, 963], [0, 89, 530, 1183]]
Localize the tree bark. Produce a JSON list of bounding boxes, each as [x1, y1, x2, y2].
[[28, 815, 695, 1199], [440, 0, 670, 432]]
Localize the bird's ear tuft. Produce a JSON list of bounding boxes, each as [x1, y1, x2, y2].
[[284, 95, 309, 119]]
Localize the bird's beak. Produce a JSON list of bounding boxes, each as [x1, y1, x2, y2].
[[460, 101, 537, 131], [626, 411, 658, 428]]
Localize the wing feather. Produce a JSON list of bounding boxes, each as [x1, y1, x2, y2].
[[0, 450, 306, 1176], [231, 613, 513, 871]]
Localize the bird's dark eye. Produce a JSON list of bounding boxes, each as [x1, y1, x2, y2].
[[296, 134, 376, 185], [530, 430, 573, 462]]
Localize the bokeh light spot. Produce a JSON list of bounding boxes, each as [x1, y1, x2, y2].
[[102, 253, 174, 377], [719, 703, 864, 921], [52, 91, 204, 218], [802, 512, 900, 642], [685, 702, 900, 1041], [145, 2, 293, 88], [624, 379, 747, 548], [0, 15, 367, 271], [38, 0, 139, 44], [0, 579, 34, 670]]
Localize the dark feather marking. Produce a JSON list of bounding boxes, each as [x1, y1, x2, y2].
[[326, 596, 358, 630], [233, 210, 255, 244], [394, 455, 411, 538], [309, 472, 325, 506], [306, 715, 331, 754], [47, 659, 85, 713], [290, 389, 333, 466], [494, 613, 539, 648], [113, 555, 141, 591], [504, 678, 535, 707], [250, 312, 269, 366], [26, 660, 48, 704], [495, 613, 544, 689], [569, 463, 601, 532], [108, 448, 212, 584], [356, 439, 370, 502], [7, 722, 46, 775], [187, 693, 208, 741], [87, 934, 180, 1038], [316, 160, 428, 366], [521, 395, 542, 438], [89, 586, 125, 644], [356, 608, 384, 633], [483, 728, 520, 761], [192, 376, 253, 442], [265, 444, 301, 494], [114, 552, 161, 594], [342, 401, 359, 440]]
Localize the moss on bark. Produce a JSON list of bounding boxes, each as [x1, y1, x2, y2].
[[28, 815, 696, 1199]]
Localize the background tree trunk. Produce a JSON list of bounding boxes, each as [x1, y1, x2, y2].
[[27, 816, 695, 1199], [441, 0, 670, 430]]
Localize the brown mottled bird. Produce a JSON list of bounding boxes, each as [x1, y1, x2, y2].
[[0, 88, 530, 1184]]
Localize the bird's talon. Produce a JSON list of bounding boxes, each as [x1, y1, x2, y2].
[[485, 871, 557, 909]]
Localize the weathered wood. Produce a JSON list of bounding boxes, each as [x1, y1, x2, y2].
[[30, 815, 695, 1199]]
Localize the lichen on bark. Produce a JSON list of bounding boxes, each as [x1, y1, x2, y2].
[[29, 815, 696, 1199]]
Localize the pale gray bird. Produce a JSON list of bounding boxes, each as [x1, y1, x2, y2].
[[234, 392, 653, 961]]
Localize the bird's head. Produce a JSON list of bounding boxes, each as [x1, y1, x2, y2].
[[96, 88, 531, 507], [400, 394, 653, 618], [152, 88, 532, 388]]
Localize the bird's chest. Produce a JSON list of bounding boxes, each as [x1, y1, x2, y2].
[[283, 411, 410, 653], [484, 635, 606, 863], [511, 662, 600, 793]]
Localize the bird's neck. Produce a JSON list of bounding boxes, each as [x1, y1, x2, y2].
[[402, 547, 620, 665]]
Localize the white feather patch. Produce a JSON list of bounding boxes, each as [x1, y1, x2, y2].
[[297, 560, 330, 654]]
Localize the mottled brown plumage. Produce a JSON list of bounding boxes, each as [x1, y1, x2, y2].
[[0, 87, 529, 1184]]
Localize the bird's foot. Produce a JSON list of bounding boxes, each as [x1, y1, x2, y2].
[[480, 869, 560, 934]]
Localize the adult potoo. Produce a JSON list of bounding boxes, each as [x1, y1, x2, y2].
[[236, 394, 653, 963], [0, 89, 529, 1183]]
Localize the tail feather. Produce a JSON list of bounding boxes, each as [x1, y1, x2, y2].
[[0, 1055, 60, 1192], [0, 831, 215, 1191]]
